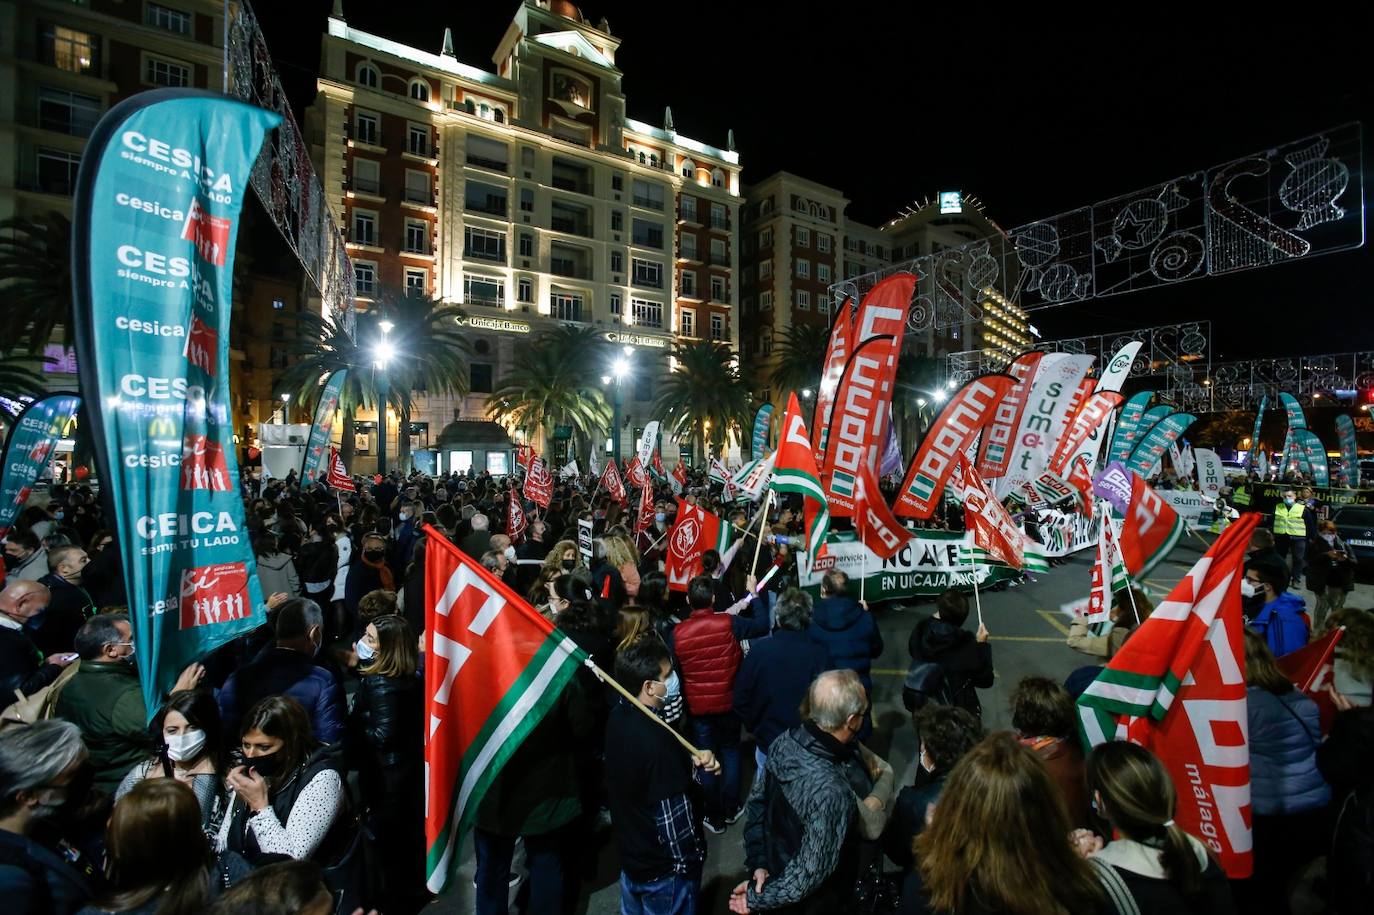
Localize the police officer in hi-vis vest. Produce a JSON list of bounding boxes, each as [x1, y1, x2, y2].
[[1272, 488, 1314, 587]]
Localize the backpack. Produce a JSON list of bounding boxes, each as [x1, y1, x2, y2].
[[901, 658, 981, 718], [0, 660, 81, 732]]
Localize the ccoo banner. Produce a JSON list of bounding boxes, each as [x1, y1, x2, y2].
[[72, 89, 279, 715], [0, 394, 81, 539], [300, 370, 347, 486]]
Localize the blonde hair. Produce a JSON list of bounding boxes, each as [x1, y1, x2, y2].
[[361, 615, 418, 678], [616, 605, 651, 652], [605, 535, 639, 571]]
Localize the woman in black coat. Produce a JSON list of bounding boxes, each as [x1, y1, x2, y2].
[[348, 614, 425, 912]]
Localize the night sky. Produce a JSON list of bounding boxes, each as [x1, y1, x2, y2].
[[255, 2, 1371, 361]]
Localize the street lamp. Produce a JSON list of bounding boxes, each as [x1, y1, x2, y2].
[[801, 388, 813, 399], [278, 392, 289, 425], [375, 320, 395, 476], [606, 355, 632, 462]]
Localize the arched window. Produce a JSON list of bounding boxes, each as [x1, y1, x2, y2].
[[493, 108, 505, 123], [356, 63, 378, 88], [711, 168, 725, 188], [681, 158, 696, 179], [479, 102, 490, 119], [638, 151, 646, 164], [465, 99, 476, 115], [409, 79, 431, 102]]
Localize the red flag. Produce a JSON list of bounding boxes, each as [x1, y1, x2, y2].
[[600, 458, 627, 504], [1078, 513, 1261, 879], [894, 374, 1016, 518], [854, 458, 912, 561], [813, 296, 854, 468], [625, 454, 649, 490], [634, 480, 655, 534], [327, 448, 356, 492], [1050, 391, 1125, 475], [770, 393, 832, 564], [951, 457, 1025, 569], [652, 451, 667, 479], [975, 351, 1044, 479], [671, 460, 687, 496], [507, 489, 527, 545], [422, 525, 587, 891], [665, 499, 732, 591], [523, 457, 552, 508], [1115, 469, 1184, 580], [1276, 626, 1345, 733], [1065, 455, 1096, 516], [515, 445, 535, 471]]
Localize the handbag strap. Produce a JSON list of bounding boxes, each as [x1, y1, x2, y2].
[[1089, 857, 1142, 915]]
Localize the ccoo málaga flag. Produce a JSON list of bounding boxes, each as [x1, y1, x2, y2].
[[423, 525, 588, 891]]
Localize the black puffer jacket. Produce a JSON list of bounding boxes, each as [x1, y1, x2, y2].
[[1318, 706, 1374, 914], [905, 616, 994, 717], [349, 672, 422, 771]]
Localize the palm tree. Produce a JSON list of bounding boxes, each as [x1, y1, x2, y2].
[[485, 325, 611, 455], [0, 213, 73, 354], [769, 322, 831, 400], [654, 340, 754, 464], [274, 310, 371, 466], [0, 354, 54, 419]]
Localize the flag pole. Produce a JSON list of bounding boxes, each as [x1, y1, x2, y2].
[[751, 489, 773, 575], [583, 657, 704, 757], [968, 547, 983, 629]]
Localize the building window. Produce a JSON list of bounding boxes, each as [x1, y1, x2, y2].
[[610, 292, 622, 315], [404, 170, 430, 205], [631, 219, 664, 250], [817, 233, 832, 253], [819, 294, 832, 315], [632, 258, 662, 289], [710, 275, 726, 302], [611, 210, 624, 232], [405, 267, 428, 297], [470, 364, 493, 393], [680, 270, 696, 298], [520, 188, 535, 212], [611, 174, 623, 191], [146, 4, 191, 34], [817, 263, 831, 283], [759, 260, 772, 280], [37, 88, 100, 137], [610, 250, 624, 273], [710, 203, 727, 229], [145, 56, 190, 87], [681, 308, 695, 338], [797, 227, 810, 247], [351, 157, 380, 195], [404, 219, 427, 253], [39, 23, 101, 75], [407, 124, 429, 156], [759, 228, 772, 248], [760, 290, 773, 311], [711, 168, 725, 188], [795, 258, 810, 279], [35, 149, 80, 195], [631, 179, 664, 211], [464, 274, 504, 307], [354, 262, 376, 297], [681, 196, 697, 223], [762, 330, 773, 355], [551, 292, 583, 322], [354, 111, 379, 146], [680, 233, 697, 260], [710, 313, 724, 340], [355, 62, 378, 88], [464, 226, 506, 262], [796, 290, 810, 310], [709, 238, 727, 266], [466, 135, 508, 172], [409, 79, 431, 102], [352, 210, 376, 245], [464, 181, 507, 217], [518, 276, 533, 302], [551, 199, 592, 237], [519, 232, 534, 258], [681, 159, 696, 179], [631, 299, 663, 328]]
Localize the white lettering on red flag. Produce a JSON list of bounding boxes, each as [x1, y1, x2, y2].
[[895, 375, 1014, 518]]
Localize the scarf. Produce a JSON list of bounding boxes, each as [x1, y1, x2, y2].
[[361, 552, 395, 591]]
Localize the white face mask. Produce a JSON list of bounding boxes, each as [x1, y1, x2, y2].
[[504, 546, 516, 561], [165, 728, 207, 763], [1240, 579, 1259, 598], [1322, 533, 1337, 544], [356, 639, 377, 662]]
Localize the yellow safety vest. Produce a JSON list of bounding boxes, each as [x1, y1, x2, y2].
[[1273, 503, 1307, 537]]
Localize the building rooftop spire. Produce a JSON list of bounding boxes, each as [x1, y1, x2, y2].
[[664, 106, 674, 133], [441, 26, 454, 58], [331, 0, 344, 20]]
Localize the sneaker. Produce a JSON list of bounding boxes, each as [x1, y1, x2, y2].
[[703, 817, 726, 834], [723, 806, 745, 825]]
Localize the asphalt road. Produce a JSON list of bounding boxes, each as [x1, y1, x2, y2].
[[434, 528, 1365, 914]]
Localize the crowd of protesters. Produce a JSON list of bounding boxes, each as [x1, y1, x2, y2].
[[0, 458, 1370, 915]]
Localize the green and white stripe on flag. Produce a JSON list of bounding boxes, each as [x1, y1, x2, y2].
[[958, 543, 1049, 573], [770, 466, 830, 557]]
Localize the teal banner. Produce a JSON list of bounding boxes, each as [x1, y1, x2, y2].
[[751, 404, 773, 458], [71, 90, 279, 715], [301, 369, 347, 486], [1108, 392, 1155, 464], [1293, 429, 1330, 486], [1126, 412, 1196, 476], [1336, 414, 1360, 488], [1248, 395, 1267, 469], [0, 394, 81, 539]]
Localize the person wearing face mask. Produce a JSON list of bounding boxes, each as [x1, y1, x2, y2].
[[526, 541, 582, 608], [1244, 559, 1311, 658], [485, 535, 518, 589], [55, 614, 205, 793], [731, 669, 868, 914], [392, 500, 423, 569], [1272, 488, 1313, 588], [295, 521, 337, 603], [0, 720, 93, 913], [1306, 519, 1356, 630], [0, 580, 76, 700], [880, 704, 982, 873], [604, 638, 719, 915], [344, 533, 394, 626], [346, 615, 425, 910], [114, 689, 226, 837], [2, 530, 48, 583], [217, 599, 346, 746]]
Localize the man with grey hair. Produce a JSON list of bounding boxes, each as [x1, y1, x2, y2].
[[461, 512, 492, 560], [733, 669, 865, 913], [734, 588, 829, 769], [0, 720, 92, 908], [0, 579, 71, 698]]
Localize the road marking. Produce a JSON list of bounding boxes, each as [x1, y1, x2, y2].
[[1037, 610, 1071, 636]]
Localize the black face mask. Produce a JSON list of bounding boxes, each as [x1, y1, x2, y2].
[[2, 554, 17, 571], [561, 559, 576, 571], [245, 749, 285, 779], [363, 549, 385, 562]]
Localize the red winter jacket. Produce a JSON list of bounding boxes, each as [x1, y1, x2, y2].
[[674, 608, 743, 716]]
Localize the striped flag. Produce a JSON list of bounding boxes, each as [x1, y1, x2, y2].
[[958, 542, 1049, 573], [1085, 505, 1130, 623], [770, 392, 830, 564], [423, 526, 588, 892], [326, 448, 355, 492]]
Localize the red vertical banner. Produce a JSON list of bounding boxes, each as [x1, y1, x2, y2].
[[812, 297, 854, 469]]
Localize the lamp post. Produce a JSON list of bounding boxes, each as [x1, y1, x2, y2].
[[376, 319, 394, 477], [607, 355, 630, 463], [278, 392, 289, 425]]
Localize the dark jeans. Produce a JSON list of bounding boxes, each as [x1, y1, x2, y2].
[[690, 712, 741, 820], [1276, 534, 1307, 583], [619, 869, 701, 915], [473, 827, 565, 915]]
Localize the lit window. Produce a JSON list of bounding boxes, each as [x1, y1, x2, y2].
[[405, 268, 428, 297], [146, 4, 191, 35], [680, 308, 695, 337], [40, 23, 100, 75], [354, 262, 376, 297]]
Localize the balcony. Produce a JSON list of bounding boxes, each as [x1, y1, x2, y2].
[[710, 217, 730, 231], [346, 180, 384, 202], [403, 187, 437, 209], [464, 246, 505, 263], [551, 301, 585, 322], [550, 259, 592, 281], [466, 154, 508, 173], [466, 295, 505, 309], [345, 123, 384, 150], [465, 199, 508, 218], [551, 216, 592, 238], [632, 194, 664, 211], [709, 253, 732, 268]]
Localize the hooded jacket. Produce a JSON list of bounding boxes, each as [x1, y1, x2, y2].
[[806, 595, 883, 689], [743, 721, 858, 912], [1250, 591, 1309, 658], [256, 551, 301, 599], [906, 615, 994, 717]]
